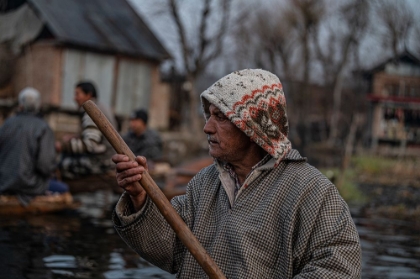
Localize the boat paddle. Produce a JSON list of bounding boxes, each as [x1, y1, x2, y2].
[[82, 100, 226, 279]]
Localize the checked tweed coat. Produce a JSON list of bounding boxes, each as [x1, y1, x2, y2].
[[112, 149, 362, 278]]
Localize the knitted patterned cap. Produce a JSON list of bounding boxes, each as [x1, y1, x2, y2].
[[200, 69, 292, 166]]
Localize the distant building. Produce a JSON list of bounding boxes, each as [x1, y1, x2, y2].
[[362, 50, 420, 152], [0, 0, 171, 134]]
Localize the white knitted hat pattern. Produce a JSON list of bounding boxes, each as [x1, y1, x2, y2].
[[201, 69, 292, 166]]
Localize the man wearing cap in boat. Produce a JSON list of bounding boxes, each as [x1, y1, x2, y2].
[[123, 108, 163, 162], [0, 87, 68, 203], [111, 69, 362, 278]]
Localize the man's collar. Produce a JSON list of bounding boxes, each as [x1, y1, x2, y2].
[[215, 149, 306, 173]]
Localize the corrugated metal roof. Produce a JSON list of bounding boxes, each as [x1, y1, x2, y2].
[[27, 0, 170, 61]]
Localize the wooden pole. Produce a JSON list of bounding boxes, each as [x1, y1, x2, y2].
[[82, 100, 226, 279]]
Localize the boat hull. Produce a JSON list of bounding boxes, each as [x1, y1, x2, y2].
[[0, 192, 80, 215]]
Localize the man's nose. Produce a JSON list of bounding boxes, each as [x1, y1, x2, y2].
[[203, 118, 215, 134]]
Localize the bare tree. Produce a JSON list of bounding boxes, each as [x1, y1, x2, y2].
[[313, 0, 370, 145], [231, 0, 325, 149], [233, 4, 298, 80], [167, 0, 232, 139], [208, 0, 420, 152], [131, 0, 233, 144], [373, 0, 414, 58], [414, 27, 420, 57], [282, 0, 325, 149]]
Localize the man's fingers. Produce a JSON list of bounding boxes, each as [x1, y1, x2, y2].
[[117, 173, 144, 197], [115, 161, 139, 172], [123, 183, 144, 197], [119, 174, 142, 185], [136, 156, 146, 164], [135, 156, 148, 171], [116, 165, 145, 189], [112, 155, 149, 196], [112, 154, 130, 164], [112, 154, 147, 198]]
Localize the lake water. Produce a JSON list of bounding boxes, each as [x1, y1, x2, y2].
[[1, 190, 419, 279]]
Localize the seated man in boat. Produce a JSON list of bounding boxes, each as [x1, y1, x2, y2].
[[56, 81, 117, 179], [0, 87, 68, 204], [123, 108, 163, 162], [111, 69, 362, 278]]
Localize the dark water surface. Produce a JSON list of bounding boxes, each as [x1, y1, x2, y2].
[[355, 214, 420, 278], [1, 190, 419, 279]]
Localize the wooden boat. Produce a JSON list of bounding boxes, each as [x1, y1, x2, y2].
[[0, 192, 80, 215], [62, 156, 214, 200], [63, 171, 120, 194], [62, 164, 171, 195], [0, 156, 213, 215]]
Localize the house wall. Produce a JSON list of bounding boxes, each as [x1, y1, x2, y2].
[[13, 42, 62, 105], [149, 66, 170, 130], [114, 57, 151, 116], [370, 71, 420, 145], [371, 105, 383, 139], [61, 49, 169, 130], [11, 43, 170, 135], [61, 49, 115, 110], [12, 42, 169, 129], [373, 72, 420, 98], [46, 112, 81, 140]]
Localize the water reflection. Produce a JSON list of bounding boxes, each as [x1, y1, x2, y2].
[[0, 190, 175, 279], [355, 214, 420, 279], [0, 190, 419, 278]]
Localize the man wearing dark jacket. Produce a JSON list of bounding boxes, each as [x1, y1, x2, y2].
[[0, 87, 68, 201], [123, 108, 163, 161]]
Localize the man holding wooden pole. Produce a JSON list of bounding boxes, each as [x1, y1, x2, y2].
[[110, 69, 362, 278]]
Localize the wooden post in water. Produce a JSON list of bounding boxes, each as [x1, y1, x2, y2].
[[82, 100, 226, 279]]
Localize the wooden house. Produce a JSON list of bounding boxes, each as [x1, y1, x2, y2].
[[362, 50, 420, 152], [0, 0, 171, 135]]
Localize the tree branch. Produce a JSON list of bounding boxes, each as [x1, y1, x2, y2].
[[168, 0, 192, 74]]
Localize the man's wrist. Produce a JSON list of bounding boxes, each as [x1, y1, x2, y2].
[[130, 191, 147, 212]]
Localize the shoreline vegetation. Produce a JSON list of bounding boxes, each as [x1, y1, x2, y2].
[[321, 155, 420, 222]]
